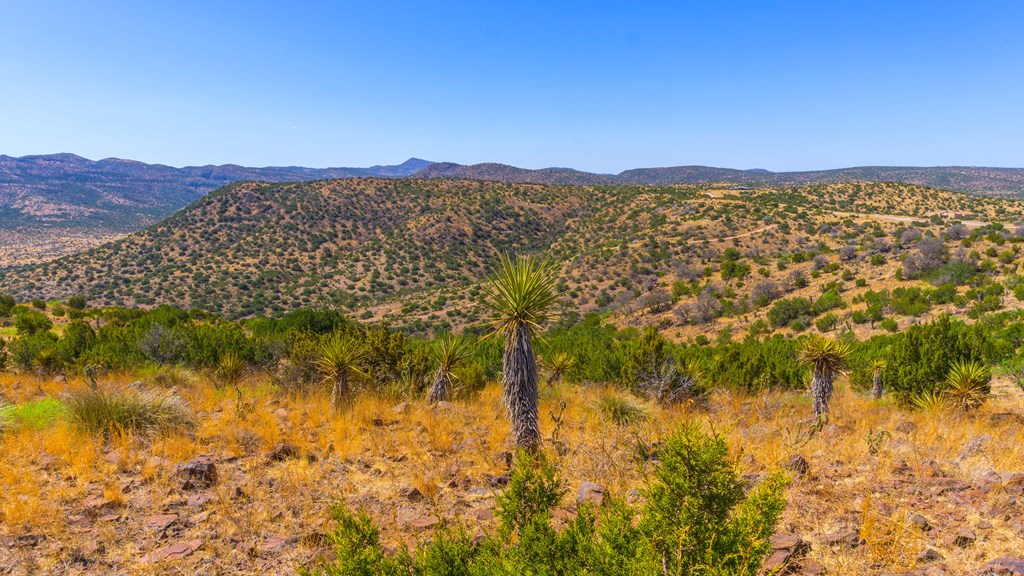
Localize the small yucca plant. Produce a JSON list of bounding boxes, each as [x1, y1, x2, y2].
[[213, 351, 247, 389], [316, 333, 367, 411], [944, 360, 990, 411], [483, 253, 561, 452], [798, 335, 852, 421], [911, 389, 947, 412], [427, 333, 471, 403], [870, 358, 887, 399], [542, 351, 576, 386]]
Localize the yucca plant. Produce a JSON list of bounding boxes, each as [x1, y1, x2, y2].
[[483, 253, 560, 452], [944, 360, 990, 411], [213, 351, 247, 389], [542, 351, 576, 386], [316, 333, 367, 412], [911, 389, 947, 412], [870, 358, 887, 399], [427, 333, 471, 403], [798, 335, 852, 421]]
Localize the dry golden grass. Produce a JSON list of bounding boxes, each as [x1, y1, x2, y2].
[[0, 372, 1022, 574]]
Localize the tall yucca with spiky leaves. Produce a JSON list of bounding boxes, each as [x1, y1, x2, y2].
[[427, 333, 471, 403], [316, 333, 367, 412], [944, 360, 990, 411], [542, 351, 576, 386], [870, 359, 887, 399], [798, 335, 852, 421], [483, 253, 560, 452]]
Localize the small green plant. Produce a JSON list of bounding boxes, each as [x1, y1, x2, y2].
[[598, 394, 648, 425], [943, 360, 990, 411], [542, 350, 576, 386], [865, 429, 890, 456], [306, 424, 787, 576], [316, 332, 367, 411], [798, 335, 852, 420], [213, 351, 247, 389], [427, 333, 471, 403]]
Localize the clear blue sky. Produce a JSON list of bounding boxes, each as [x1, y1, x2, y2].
[[2, 1, 1022, 172]]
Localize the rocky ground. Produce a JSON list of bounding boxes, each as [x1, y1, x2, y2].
[[0, 374, 1022, 575]]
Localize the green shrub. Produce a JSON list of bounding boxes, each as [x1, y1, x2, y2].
[[767, 298, 812, 328], [706, 335, 804, 392], [14, 308, 52, 336], [883, 315, 1004, 406], [305, 425, 786, 576]]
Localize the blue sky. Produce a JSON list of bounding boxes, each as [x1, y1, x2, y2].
[[1, 1, 1022, 172]]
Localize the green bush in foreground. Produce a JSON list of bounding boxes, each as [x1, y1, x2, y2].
[[304, 424, 787, 576]]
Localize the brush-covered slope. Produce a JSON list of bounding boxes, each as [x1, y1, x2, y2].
[[0, 178, 587, 318], [3, 179, 1024, 342], [0, 154, 433, 264]]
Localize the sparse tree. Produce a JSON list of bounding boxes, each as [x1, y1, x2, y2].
[[316, 333, 366, 412], [483, 254, 560, 452], [427, 333, 470, 403], [798, 335, 852, 421]]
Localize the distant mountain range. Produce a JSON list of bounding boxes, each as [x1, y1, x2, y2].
[[413, 162, 1024, 195], [0, 153, 432, 231], [2, 153, 1024, 265]]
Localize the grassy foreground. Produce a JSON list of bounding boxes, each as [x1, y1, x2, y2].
[[0, 372, 1022, 575]]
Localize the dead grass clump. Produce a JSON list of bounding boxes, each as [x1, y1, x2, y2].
[[65, 385, 196, 436]]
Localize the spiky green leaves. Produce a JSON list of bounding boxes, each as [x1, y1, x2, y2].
[[316, 333, 367, 383], [214, 351, 247, 389], [798, 335, 852, 378], [432, 333, 471, 375], [483, 253, 560, 338], [944, 360, 990, 411]]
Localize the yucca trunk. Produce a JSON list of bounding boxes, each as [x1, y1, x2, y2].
[[871, 372, 883, 399], [502, 324, 540, 451], [811, 370, 834, 420], [331, 371, 349, 412], [427, 367, 450, 403]]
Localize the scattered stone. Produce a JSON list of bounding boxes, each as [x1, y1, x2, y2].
[[259, 534, 294, 554], [957, 435, 993, 462], [895, 421, 917, 434], [917, 548, 943, 563], [786, 454, 810, 476], [83, 496, 122, 515], [405, 487, 424, 502], [393, 402, 410, 414], [476, 508, 494, 521], [15, 534, 45, 547], [977, 519, 993, 530], [144, 539, 203, 563], [495, 451, 513, 469], [909, 513, 932, 532], [433, 401, 457, 411], [408, 516, 440, 530], [953, 529, 977, 548], [488, 474, 510, 487], [177, 457, 217, 489], [893, 460, 914, 476], [763, 534, 810, 574], [266, 443, 301, 461], [979, 557, 1024, 575], [822, 529, 860, 549], [577, 482, 606, 507], [801, 559, 827, 575], [144, 514, 178, 532], [989, 412, 1024, 426]]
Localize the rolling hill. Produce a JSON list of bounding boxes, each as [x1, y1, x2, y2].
[[0, 154, 433, 265], [4, 177, 1024, 343]]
